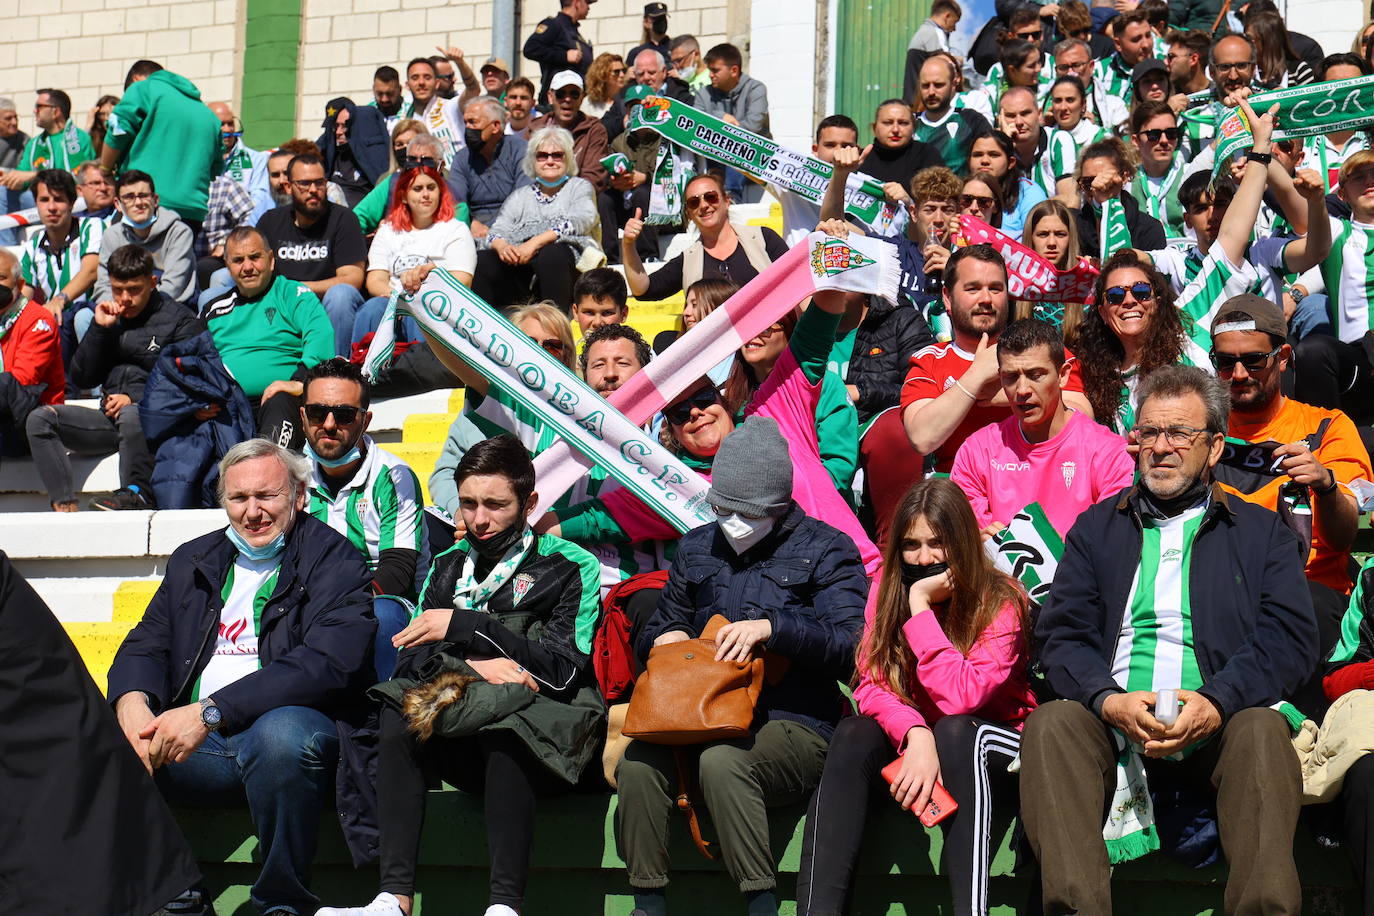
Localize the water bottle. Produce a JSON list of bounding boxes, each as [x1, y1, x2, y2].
[[1155, 688, 1179, 726]]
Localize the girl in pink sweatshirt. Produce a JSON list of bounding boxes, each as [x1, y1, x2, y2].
[[795, 477, 1036, 916]]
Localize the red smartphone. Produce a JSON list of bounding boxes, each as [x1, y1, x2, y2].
[[881, 757, 959, 826]]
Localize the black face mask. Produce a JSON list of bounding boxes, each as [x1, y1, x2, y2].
[[464, 127, 488, 150], [0, 284, 12, 312], [651, 14, 668, 34], [468, 520, 526, 559], [393, 146, 407, 168], [900, 561, 949, 589]]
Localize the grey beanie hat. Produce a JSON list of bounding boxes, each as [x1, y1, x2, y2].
[[706, 417, 793, 517]]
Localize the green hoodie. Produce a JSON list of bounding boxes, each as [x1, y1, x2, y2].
[[105, 70, 223, 222]]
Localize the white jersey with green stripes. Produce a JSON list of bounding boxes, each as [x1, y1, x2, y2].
[[307, 435, 428, 597], [464, 387, 670, 591], [1036, 120, 1105, 194], [1319, 217, 1374, 343], [1110, 504, 1207, 694], [18, 218, 102, 306], [1303, 132, 1369, 193], [1150, 237, 1288, 305]]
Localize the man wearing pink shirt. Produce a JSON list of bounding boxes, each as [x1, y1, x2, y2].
[[951, 318, 1135, 537]]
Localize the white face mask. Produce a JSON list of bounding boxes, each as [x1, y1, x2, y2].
[[717, 512, 775, 554]]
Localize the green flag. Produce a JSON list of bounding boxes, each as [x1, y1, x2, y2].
[[1099, 197, 1132, 261]]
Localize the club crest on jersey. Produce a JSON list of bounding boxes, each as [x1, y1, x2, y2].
[[511, 573, 535, 606], [1061, 461, 1076, 489], [355, 497, 370, 516]]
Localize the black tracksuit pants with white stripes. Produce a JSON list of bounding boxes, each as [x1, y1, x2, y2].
[[796, 713, 1020, 916]]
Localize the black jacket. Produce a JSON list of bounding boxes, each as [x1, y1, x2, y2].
[[847, 297, 935, 425], [107, 514, 376, 730], [1075, 189, 1167, 253], [69, 291, 204, 402], [1037, 484, 1319, 721], [862, 139, 946, 189], [638, 502, 868, 739], [524, 11, 593, 101]]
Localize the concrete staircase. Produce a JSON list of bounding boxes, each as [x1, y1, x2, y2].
[[25, 199, 784, 695]]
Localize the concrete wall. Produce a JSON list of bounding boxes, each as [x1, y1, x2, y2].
[[0, 0, 240, 138], [295, 0, 733, 138]]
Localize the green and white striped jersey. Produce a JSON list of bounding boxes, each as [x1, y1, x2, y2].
[[17, 122, 95, 173], [1303, 132, 1369, 193], [1150, 236, 1289, 304], [465, 386, 670, 591], [1110, 251, 1259, 432], [1092, 54, 1136, 106], [1110, 504, 1207, 693], [981, 55, 1055, 112], [307, 436, 429, 598], [953, 90, 993, 124], [1318, 216, 1374, 343], [1131, 154, 1188, 242], [18, 219, 101, 306], [1036, 120, 1105, 194]]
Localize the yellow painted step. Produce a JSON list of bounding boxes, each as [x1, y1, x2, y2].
[[447, 389, 466, 413], [114, 579, 160, 623], [747, 215, 784, 237], [390, 443, 442, 503], [403, 413, 452, 446], [627, 291, 685, 318], [63, 620, 136, 696]]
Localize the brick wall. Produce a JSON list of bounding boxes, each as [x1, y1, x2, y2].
[[295, 0, 732, 138], [0, 0, 240, 138]]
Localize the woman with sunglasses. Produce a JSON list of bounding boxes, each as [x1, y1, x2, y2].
[[967, 131, 1047, 238], [622, 172, 788, 302], [472, 126, 602, 313], [959, 171, 1004, 230], [543, 224, 882, 576], [351, 161, 475, 349], [795, 477, 1034, 916], [1016, 198, 1087, 345], [584, 53, 628, 120], [1128, 101, 1188, 242], [1037, 76, 1105, 199], [1077, 98, 1284, 432]]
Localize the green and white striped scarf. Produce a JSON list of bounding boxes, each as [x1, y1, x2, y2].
[[1099, 197, 1132, 262], [453, 527, 534, 612], [1132, 155, 1188, 242]]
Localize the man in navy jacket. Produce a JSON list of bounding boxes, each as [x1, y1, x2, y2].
[[1020, 365, 1318, 914], [108, 438, 375, 916]]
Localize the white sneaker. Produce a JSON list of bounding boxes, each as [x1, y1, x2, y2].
[[483, 906, 520, 916], [314, 893, 406, 916]]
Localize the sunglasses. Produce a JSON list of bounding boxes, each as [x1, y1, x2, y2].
[[611, 66, 628, 75], [1016, 30, 1043, 40], [664, 387, 721, 424], [1210, 346, 1280, 373], [1103, 282, 1155, 305], [554, 89, 583, 100], [537, 337, 565, 356], [1138, 127, 1181, 143], [685, 189, 722, 212], [303, 404, 362, 425], [961, 193, 994, 209], [402, 156, 440, 171], [535, 150, 566, 161]]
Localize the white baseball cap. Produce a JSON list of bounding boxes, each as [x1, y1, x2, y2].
[[550, 70, 584, 92]]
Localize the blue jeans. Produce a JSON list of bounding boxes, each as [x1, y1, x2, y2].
[[1290, 293, 1334, 341], [155, 705, 339, 915], [352, 295, 424, 349], [373, 595, 412, 680], [321, 284, 366, 357]]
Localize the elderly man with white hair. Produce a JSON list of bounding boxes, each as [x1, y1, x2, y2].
[[445, 95, 531, 240], [0, 96, 27, 244], [107, 438, 376, 916]]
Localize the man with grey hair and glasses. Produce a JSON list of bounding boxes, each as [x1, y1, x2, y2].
[[446, 95, 531, 239], [1019, 363, 1318, 915], [107, 438, 376, 916]]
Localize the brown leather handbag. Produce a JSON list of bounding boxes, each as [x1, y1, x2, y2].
[[622, 614, 765, 745]]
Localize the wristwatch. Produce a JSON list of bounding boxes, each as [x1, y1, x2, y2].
[[1246, 150, 1273, 165], [199, 697, 223, 731]]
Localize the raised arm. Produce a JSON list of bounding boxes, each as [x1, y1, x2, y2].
[[1214, 98, 1276, 269]]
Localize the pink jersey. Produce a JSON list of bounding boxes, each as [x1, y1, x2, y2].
[[949, 409, 1135, 536]]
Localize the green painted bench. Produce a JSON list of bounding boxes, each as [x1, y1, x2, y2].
[[181, 789, 1358, 915]]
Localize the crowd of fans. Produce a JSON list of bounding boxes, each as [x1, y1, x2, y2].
[[13, 0, 1374, 914]]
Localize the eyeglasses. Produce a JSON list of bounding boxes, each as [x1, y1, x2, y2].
[[1138, 127, 1181, 143], [303, 403, 362, 425], [291, 178, 328, 190], [664, 386, 722, 425], [1210, 346, 1280, 374], [712, 504, 765, 520], [1103, 282, 1155, 305], [536, 337, 565, 356], [1213, 60, 1254, 73], [535, 150, 566, 161], [961, 193, 995, 209], [1131, 424, 1212, 447], [118, 192, 154, 203], [685, 190, 722, 212]]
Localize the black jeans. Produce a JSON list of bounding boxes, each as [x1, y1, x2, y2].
[[25, 402, 153, 504], [598, 184, 656, 264], [1341, 753, 1374, 915], [1293, 333, 1374, 423], [796, 714, 1021, 916], [255, 391, 304, 451], [375, 706, 562, 909], [472, 243, 579, 313]]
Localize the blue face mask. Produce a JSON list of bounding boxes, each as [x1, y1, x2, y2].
[[536, 174, 569, 190], [226, 523, 287, 561], [304, 439, 363, 469], [122, 209, 157, 230]]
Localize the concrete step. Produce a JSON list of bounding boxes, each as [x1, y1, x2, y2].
[[1, 509, 223, 580], [30, 575, 159, 622], [62, 619, 135, 695]]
